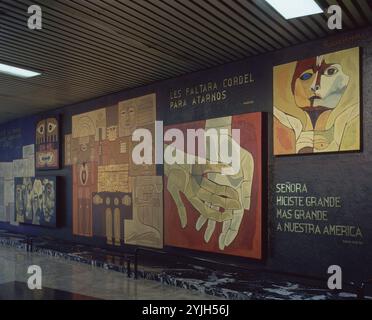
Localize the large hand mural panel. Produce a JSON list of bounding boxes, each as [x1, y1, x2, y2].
[[164, 112, 263, 259]]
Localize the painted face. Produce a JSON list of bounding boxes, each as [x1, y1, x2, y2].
[[46, 118, 58, 143], [43, 181, 55, 221], [16, 185, 25, 212], [292, 56, 350, 110], [44, 181, 55, 202], [119, 105, 136, 128], [36, 120, 46, 144], [25, 179, 33, 217], [36, 117, 59, 169], [32, 179, 44, 214]]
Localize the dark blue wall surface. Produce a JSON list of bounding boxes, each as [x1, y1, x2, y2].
[[1, 27, 372, 282], [0, 116, 37, 161]]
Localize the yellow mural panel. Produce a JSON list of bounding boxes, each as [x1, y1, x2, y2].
[[273, 47, 360, 155]]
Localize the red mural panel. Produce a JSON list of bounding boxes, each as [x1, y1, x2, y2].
[[164, 112, 262, 259]]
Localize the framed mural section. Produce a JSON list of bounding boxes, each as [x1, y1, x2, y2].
[[35, 116, 60, 169], [273, 47, 360, 155], [15, 176, 57, 227], [66, 93, 163, 249], [0, 144, 35, 226], [164, 112, 263, 259]]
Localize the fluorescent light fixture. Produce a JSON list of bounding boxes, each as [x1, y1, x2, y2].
[[0, 63, 41, 78], [265, 0, 323, 19]]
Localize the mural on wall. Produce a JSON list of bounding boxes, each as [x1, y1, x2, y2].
[[92, 192, 133, 246], [15, 176, 56, 227], [67, 93, 163, 248], [0, 144, 35, 225], [273, 47, 360, 155], [0, 28, 371, 284], [164, 112, 263, 259], [0, 163, 14, 223], [35, 117, 60, 169], [124, 176, 163, 249], [70, 108, 107, 236]]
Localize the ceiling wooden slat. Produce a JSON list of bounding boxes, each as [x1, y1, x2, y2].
[[86, 0, 230, 64], [309, 11, 334, 35], [0, 0, 370, 123], [222, 0, 294, 46], [123, 0, 244, 61], [0, 33, 157, 87], [238, 0, 304, 42], [252, 0, 318, 40], [29, 0, 201, 70], [0, 20, 175, 85], [357, 0, 372, 24], [144, 0, 253, 57], [193, 0, 278, 51], [210, 0, 289, 49], [342, 0, 368, 27], [59, 0, 221, 67], [3, 0, 193, 75], [164, 0, 264, 54], [300, 15, 328, 38]]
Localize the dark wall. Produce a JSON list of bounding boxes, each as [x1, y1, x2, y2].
[[1, 27, 371, 283]]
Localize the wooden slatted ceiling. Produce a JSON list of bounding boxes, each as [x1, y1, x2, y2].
[[0, 0, 371, 123]]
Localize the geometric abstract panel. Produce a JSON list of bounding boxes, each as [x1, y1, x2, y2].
[[70, 94, 160, 249], [124, 176, 163, 249], [92, 192, 133, 246]]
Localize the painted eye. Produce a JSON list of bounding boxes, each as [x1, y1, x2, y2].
[[324, 66, 338, 76], [37, 124, 45, 135], [47, 122, 57, 133], [300, 72, 313, 81]]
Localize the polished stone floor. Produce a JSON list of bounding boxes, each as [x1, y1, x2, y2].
[[0, 230, 368, 300], [0, 246, 219, 300]]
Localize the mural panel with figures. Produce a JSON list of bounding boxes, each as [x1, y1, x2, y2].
[[124, 176, 163, 248], [273, 47, 360, 155], [15, 176, 57, 227], [0, 144, 35, 225], [164, 112, 263, 259], [35, 117, 60, 169], [68, 93, 163, 248], [0, 162, 14, 223]]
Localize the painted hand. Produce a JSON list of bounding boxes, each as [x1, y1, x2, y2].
[[195, 143, 254, 250], [164, 128, 254, 250], [165, 161, 239, 228]]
